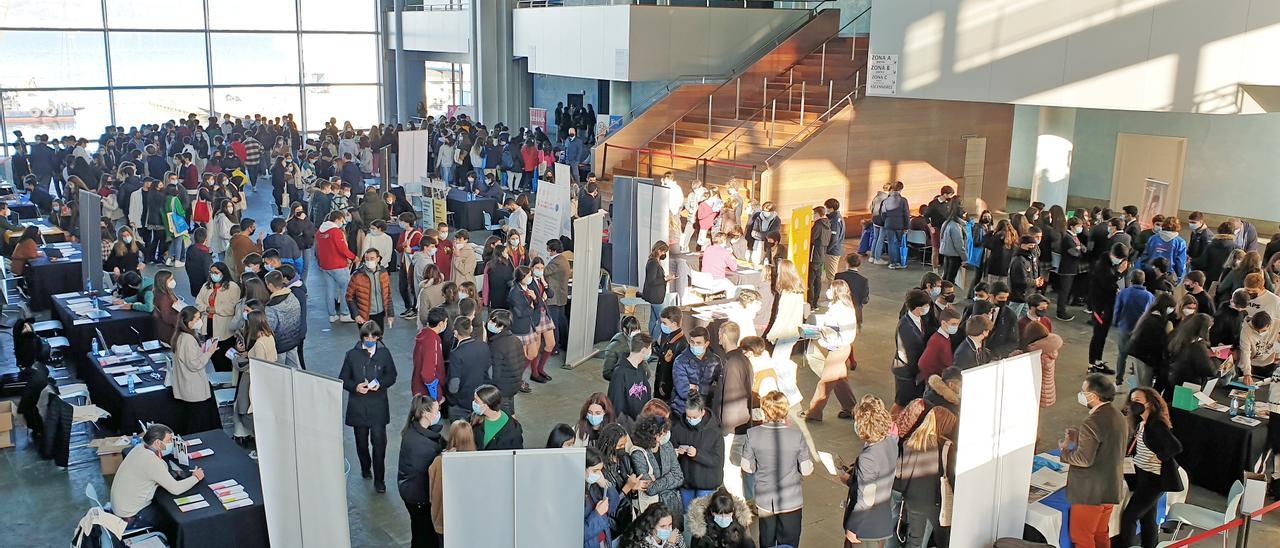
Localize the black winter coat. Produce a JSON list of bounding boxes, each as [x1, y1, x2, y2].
[[446, 338, 491, 415], [1127, 312, 1170, 369], [1126, 418, 1184, 492], [488, 329, 526, 397], [642, 258, 668, 305], [397, 422, 443, 504], [670, 413, 726, 490], [339, 342, 398, 427], [473, 415, 524, 451]]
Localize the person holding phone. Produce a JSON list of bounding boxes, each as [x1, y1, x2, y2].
[[339, 321, 398, 493], [170, 306, 220, 434], [1059, 374, 1128, 548]]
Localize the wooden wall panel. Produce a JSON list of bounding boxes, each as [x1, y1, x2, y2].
[[766, 96, 1014, 227]]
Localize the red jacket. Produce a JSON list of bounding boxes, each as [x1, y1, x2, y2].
[[315, 220, 356, 270], [436, 238, 454, 280], [917, 331, 954, 382], [411, 327, 445, 399], [230, 141, 247, 164]]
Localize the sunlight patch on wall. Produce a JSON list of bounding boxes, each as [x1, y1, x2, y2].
[[1018, 54, 1177, 111], [902, 10, 944, 91]]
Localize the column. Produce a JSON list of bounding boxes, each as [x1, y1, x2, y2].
[[394, 0, 407, 124], [402, 60, 426, 122], [1029, 106, 1076, 209], [470, 0, 516, 125]]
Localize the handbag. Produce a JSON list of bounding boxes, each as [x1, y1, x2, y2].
[[939, 441, 954, 527], [632, 448, 660, 512]]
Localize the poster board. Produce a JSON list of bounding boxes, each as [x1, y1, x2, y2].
[[610, 176, 639, 286], [530, 172, 570, 252], [396, 130, 430, 185], [443, 448, 583, 548], [554, 163, 573, 233], [788, 207, 813, 294], [950, 353, 1041, 548], [251, 360, 351, 548], [634, 178, 669, 288], [867, 53, 899, 96], [529, 107, 547, 133], [567, 212, 606, 367], [77, 190, 103, 292]]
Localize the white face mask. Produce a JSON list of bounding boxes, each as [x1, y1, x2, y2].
[[1182, 308, 1196, 316], [1077, 391, 1090, 407], [365, 260, 378, 270], [167, 279, 177, 289]]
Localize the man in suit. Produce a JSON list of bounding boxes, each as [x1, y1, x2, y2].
[[952, 315, 993, 370], [444, 317, 490, 420], [563, 128, 586, 184], [1057, 217, 1088, 321], [891, 289, 931, 414], [807, 206, 832, 308], [27, 134, 58, 189], [542, 238, 571, 351], [1060, 374, 1128, 548]]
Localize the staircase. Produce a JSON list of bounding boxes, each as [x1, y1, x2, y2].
[[601, 6, 871, 189]]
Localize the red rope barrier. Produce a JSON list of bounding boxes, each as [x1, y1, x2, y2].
[[1163, 517, 1245, 548], [602, 144, 755, 169]]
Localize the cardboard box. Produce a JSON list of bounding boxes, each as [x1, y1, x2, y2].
[[0, 429, 12, 449], [99, 451, 123, 475], [89, 436, 132, 476], [0, 400, 13, 432]]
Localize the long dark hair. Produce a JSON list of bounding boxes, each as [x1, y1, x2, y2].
[[575, 393, 616, 442], [700, 488, 750, 544], [401, 394, 438, 437], [1168, 313, 1212, 355], [621, 503, 673, 546], [1129, 387, 1172, 428]]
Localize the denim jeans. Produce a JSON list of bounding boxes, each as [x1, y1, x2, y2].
[[1114, 328, 1132, 379], [870, 224, 886, 260], [886, 229, 905, 266], [168, 235, 187, 261], [320, 267, 352, 316], [680, 488, 716, 512], [649, 303, 665, 339]]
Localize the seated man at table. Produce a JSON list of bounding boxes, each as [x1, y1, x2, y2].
[[110, 423, 204, 527], [22, 175, 53, 214], [0, 202, 22, 233]]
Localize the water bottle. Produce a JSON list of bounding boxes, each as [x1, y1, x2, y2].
[[1230, 396, 1239, 417], [1245, 389, 1257, 418], [127, 373, 136, 395], [92, 338, 100, 356]]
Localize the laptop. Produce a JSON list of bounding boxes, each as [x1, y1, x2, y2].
[[42, 246, 63, 259]]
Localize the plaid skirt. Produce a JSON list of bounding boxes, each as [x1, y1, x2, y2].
[[515, 330, 540, 347], [534, 310, 555, 334]]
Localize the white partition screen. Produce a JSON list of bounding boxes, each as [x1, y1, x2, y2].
[[250, 360, 351, 547], [950, 352, 1041, 547], [397, 130, 431, 184], [443, 448, 584, 548], [530, 169, 570, 253], [567, 212, 606, 367]]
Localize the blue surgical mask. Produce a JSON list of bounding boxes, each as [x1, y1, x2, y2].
[[161, 441, 174, 457], [1111, 257, 1123, 265], [487, 322, 500, 334], [929, 287, 941, 298], [472, 401, 484, 415], [690, 345, 705, 357], [658, 432, 670, 446], [586, 413, 604, 427], [210, 273, 223, 283], [655, 528, 672, 542], [687, 415, 702, 427], [713, 514, 734, 529], [363, 340, 376, 349], [945, 324, 959, 335], [585, 472, 600, 485], [660, 324, 674, 335]]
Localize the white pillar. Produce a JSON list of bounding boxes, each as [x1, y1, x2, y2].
[[1029, 106, 1076, 209], [470, 0, 518, 124], [394, 0, 407, 124]]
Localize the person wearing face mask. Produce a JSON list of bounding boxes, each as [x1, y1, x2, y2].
[[396, 395, 445, 548], [939, 207, 968, 284], [482, 310, 526, 411], [149, 270, 182, 344], [508, 264, 552, 384], [687, 488, 754, 548], [917, 307, 961, 384], [630, 414, 687, 525], [1057, 217, 1088, 321], [609, 334, 655, 421], [363, 219, 394, 270], [740, 389, 813, 547], [670, 393, 725, 514], [622, 503, 684, 548], [1112, 269, 1154, 384], [746, 201, 780, 267], [209, 198, 236, 260], [574, 393, 620, 447], [395, 213, 424, 320], [411, 306, 449, 403], [1086, 243, 1132, 375], [1237, 311, 1278, 381], [1126, 292, 1176, 391], [229, 309, 276, 442], [953, 314, 994, 371], [584, 446, 625, 548], [891, 289, 932, 413], [109, 424, 205, 527], [672, 327, 722, 415], [443, 317, 491, 419], [1058, 374, 1128, 548], [544, 238, 572, 351], [643, 241, 677, 339], [1018, 293, 1054, 334], [601, 316, 643, 381], [450, 229, 477, 288], [171, 305, 221, 433], [346, 249, 395, 331], [1007, 235, 1044, 319], [1117, 387, 1182, 548], [471, 384, 525, 450], [1186, 211, 1212, 262], [339, 321, 398, 493]]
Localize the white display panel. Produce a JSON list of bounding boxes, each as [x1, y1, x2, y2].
[[567, 212, 606, 368]]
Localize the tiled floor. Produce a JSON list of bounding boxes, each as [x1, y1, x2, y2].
[[0, 187, 1276, 546]]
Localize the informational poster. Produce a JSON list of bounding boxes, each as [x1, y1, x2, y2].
[[567, 212, 606, 368], [443, 448, 584, 548], [789, 207, 813, 294], [251, 360, 351, 548], [446, 104, 475, 120], [867, 53, 899, 96], [554, 163, 573, 233], [1139, 178, 1169, 230], [950, 353, 1040, 548], [531, 172, 570, 253], [529, 107, 547, 133], [396, 130, 430, 184]]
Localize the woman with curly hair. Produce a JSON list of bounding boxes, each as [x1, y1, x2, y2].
[[741, 391, 812, 548], [843, 395, 898, 547], [619, 502, 682, 548]]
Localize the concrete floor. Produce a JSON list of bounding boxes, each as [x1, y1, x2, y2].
[[1, 186, 1277, 547]]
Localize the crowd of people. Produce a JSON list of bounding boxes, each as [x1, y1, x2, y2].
[[7, 109, 1280, 548]]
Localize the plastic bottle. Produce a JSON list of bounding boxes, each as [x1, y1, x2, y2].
[[127, 373, 136, 395], [1230, 396, 1239, 417], [92, 338, 100, 356], [1245, 389, 1256, 418]]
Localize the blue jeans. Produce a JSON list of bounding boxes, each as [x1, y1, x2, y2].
[[1115, 328, 1132, 378], [858, 224, 878, 255], [885, 229, 904, 266], [440, 165, 454, 185], [649, 303, 664, 339], [168, 235, 187, 261], [680, 488, 716, 512], [320, 267, 352, 316]]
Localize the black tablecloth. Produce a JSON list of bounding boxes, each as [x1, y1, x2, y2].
[[1171, 386, 1271, 494], [51, 293, 155, 357], [6, 200, 39, 219], [595, 291, 619, 344], [446, 190, 497, 231], [80, 349, 204, 434], [153, 430, 269, 548], [25, 248, 83, 311]]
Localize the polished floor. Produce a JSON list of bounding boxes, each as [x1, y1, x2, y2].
[[0, 186, 1276, 547]]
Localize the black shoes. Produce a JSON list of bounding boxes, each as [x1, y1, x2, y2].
[[374, 482, 386, 494], [1089, 361, 1117, 375], [361, 469, 372, 480]]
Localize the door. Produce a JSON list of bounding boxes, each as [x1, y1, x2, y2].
[[1110, 133, 1186, 225]]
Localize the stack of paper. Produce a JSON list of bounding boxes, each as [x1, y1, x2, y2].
[[188, 448, 215, 459], [175, 494, 210, 512], [1028, 467, 1068, 503], [210, 480, 254, 509]]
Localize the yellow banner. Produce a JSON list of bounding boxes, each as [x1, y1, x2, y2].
[[789, 207, 812, 292]]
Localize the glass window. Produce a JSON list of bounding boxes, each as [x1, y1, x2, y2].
[[105, 0, 205, 30], [109, 32, 208, 87], [302, 34, 378, 85], [0, 31, 108, 89], [112, 88, 211, 127], [305, 85, 378, 132], [213, 86, 301, 120], [209, 34, 299, 86], [0, 0, 103, 29], [208, 0, 297, 31], [1, 90, 112, 143], [300, 0, 377, 32]]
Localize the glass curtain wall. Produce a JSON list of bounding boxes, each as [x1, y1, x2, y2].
[[423, 61, 470, 118], [0, 0, 381, 178]]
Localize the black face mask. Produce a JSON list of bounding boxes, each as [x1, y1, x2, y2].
[[943, 294, 956, 303], [1127, 401, 1146, 418]]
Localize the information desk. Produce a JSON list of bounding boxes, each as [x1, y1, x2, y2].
[[5, 199, 40, 219], [80, 346, 219, 434], [3, 218, 67, 250], [153, 430, 269, 548], [24, 242, 83, 311], [1170, 384, 1271, 494], [446, 190, 497, 231], [51, 292, 155, 358]]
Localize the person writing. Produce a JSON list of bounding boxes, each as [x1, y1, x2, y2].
[[1059, 374, 1129, 548], [109, 424, 204, 527]]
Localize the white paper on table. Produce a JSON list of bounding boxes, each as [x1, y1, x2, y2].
[[140, 340, 162, 351], [818, 451, 838, 475], [110, 344, 132, 355], [102, 365, 137, 375], [1192, 391, 1217, 406], [135, 385, 166, 394], [73, 318, 94, 326], [1030, 467, 1067, 493], [1181, 382, 1203, 392], [1203, 378, 1218, 395], [53, 291, 81, 299], [178, 501, 210, 512]]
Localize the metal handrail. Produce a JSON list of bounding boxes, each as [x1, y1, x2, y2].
[[694, 5, 870, 161], [615, 0, 839, 125], [759, 67, 864, 168], [402, 1, 467, 11], [518, 1, 832, 9], [644, 4, 868, 160]]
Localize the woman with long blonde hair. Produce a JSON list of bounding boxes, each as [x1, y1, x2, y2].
[[765, 260, 807, 407]]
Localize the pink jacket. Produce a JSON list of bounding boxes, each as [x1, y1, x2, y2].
[[700, 244, 738, 279]]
